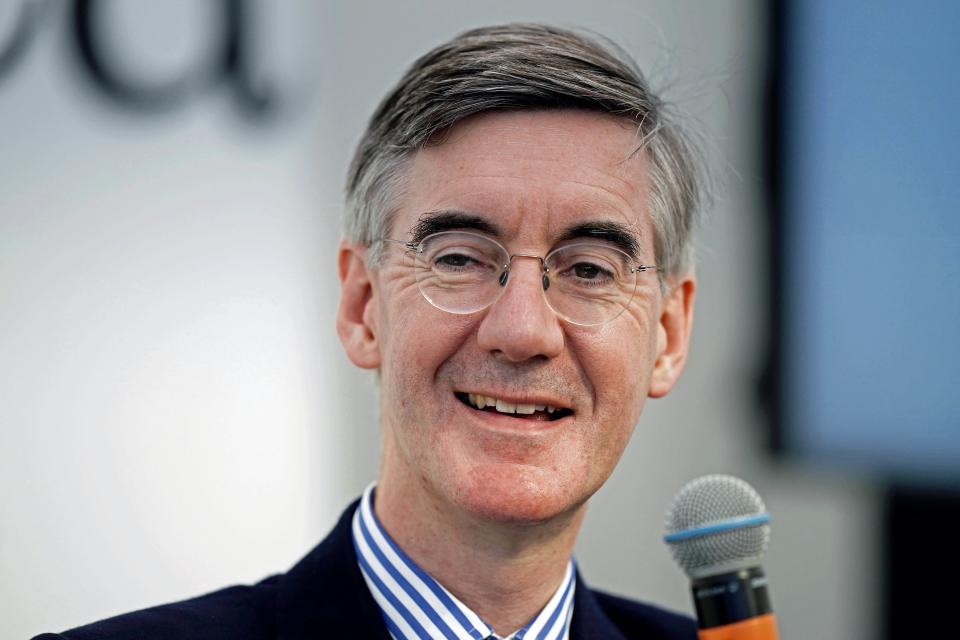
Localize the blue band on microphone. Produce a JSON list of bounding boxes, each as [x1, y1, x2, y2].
[[663, 513, 771, 543]]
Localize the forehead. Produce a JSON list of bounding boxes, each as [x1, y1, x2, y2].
[[396, 110, 653, 249]]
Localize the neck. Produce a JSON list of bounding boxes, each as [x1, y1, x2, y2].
[[375, 449, 585, 636]]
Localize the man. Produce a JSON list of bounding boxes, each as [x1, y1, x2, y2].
[[35, 23, 701, 640]]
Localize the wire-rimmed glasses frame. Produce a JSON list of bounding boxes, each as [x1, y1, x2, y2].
[[379, 230, 658, 327]]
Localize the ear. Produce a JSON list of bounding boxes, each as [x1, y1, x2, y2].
[[336, 239, 381, 369], [648, 274, 696, 398]]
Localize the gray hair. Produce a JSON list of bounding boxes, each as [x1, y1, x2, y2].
[[344, 23, 704, 278]]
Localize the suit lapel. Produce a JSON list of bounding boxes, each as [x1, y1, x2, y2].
[[569, 572, 629, 640], [275, 501, 629, 640], [276, 500, 392, 640]]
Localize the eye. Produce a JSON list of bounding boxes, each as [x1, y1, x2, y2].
[[430, 247, 490, 273], [572, 262, 610, 281], [561, 261, 616, 289], [434, 253, 476, 268], [548, 243, 629, 292]]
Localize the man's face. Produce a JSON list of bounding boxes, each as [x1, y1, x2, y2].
[[338, 109, 694, 524]]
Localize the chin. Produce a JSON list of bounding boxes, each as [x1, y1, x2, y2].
[[453, 463, 591, 525]]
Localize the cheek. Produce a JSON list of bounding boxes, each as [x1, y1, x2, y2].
[[380, 295, 478, 399], [376, 270, 433, 368], [577, 319, 654, 434], [586, 317, 655, 381]]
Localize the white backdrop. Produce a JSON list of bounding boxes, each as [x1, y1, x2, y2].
[[1, 2, 878, 638]]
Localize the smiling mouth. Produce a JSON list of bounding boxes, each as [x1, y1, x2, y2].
[[455, 392, 573, 421]]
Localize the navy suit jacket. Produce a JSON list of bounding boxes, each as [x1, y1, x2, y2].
[[34, 500, 696, 639]]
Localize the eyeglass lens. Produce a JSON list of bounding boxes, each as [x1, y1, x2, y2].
[[411, 231, 646, 326]]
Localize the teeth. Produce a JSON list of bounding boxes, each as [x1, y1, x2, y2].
[[464, 393, 564, 416]]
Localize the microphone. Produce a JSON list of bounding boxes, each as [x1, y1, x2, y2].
[[663, 475, 778, 640]]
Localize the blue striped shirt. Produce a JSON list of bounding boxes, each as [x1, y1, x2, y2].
[[352, 484, 576, 640]]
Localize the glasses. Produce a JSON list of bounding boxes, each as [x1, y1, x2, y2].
[[381, 230, 658, 326]]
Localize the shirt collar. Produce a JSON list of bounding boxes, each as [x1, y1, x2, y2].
[[351, 483, 576, 640]]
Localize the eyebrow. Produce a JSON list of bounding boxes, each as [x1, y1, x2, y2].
[[409, 210, 642, 260], [555, 221, 641, 260], [409, 210, 501, 245]]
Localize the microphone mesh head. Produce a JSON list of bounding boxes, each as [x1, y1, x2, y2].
[[664, 474, 771, 578]]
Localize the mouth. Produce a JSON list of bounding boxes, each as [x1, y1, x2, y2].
[[454, 391, 574, 422]]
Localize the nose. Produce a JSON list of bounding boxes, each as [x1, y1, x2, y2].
[[476, 255, 565, 362]]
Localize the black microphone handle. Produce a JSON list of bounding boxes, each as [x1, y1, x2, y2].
[[691, 566, 773, 629]]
